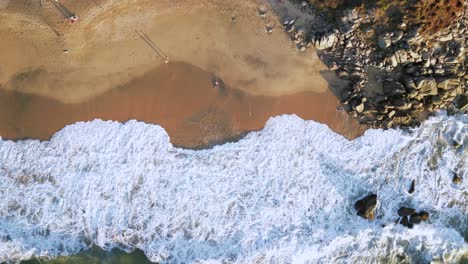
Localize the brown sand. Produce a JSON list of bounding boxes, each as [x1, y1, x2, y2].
[[0, 62, 363, 149], [0, 0, 348, 103]]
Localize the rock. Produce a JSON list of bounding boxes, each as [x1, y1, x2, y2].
[[444, 56, 459, 64], [439, 34, 453, 42], [409, 213, 422, 224], [389, 54, 398, 67], [282, 16, 293, 25], [398, 207, 416, 217], [400, 216, 413, 228], [355, 102, 365, 113], [452, 174, 462, 184], [431, 95, 442, 105], [409, 51, 420, 60], [419, 211, 430, 221], [391, 30, 404, 43], [414, 77, 437, 95], [378, 34, 391, 49], [397, 22, 407, 31], [408, 89, 419, 99], [434, 68, 445, 75], [314, 32, 337, 50], [354, 193, 378, 220], [408, 180, 415, 194], [383, 81, 406, 96]]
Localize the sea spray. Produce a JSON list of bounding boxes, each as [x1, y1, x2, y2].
[[0, 113, 466, 263]]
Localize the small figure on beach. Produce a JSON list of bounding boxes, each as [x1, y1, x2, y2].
[[67, 14, 78, 23], [212, 78, 220, 88]]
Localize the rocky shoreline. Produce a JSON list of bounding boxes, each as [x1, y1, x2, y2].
[[280, 0, 467, 129]]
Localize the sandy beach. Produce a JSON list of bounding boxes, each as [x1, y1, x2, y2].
[[0, 0, 362, 148], [0, 61, 362, 149]]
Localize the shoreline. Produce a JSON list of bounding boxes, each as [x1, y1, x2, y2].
[[0, 62, 364, 149]]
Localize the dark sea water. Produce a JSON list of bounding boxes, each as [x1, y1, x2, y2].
[[21, 246, 152, 264]]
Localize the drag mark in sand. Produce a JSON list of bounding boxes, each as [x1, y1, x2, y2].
[[49, 0, 76, 21], [136, 30, 169, 63]]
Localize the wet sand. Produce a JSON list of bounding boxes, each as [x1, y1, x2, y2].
[[0, 62, 363, 149]]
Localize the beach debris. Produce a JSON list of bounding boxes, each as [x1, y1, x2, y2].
[[231, 16, 236, 23], [265, 26, 273, 34], [408, 180, 415, 193], [63, 49, 69, 54], [354, 193, 377, 220], [452, 173, 462, 184], [397, 207, 416, 217]]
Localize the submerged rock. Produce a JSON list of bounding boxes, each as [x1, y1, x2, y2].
[[354, 193, 378, 220]]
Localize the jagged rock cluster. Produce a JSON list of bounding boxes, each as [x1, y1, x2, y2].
[[282, 1, 468, 128]]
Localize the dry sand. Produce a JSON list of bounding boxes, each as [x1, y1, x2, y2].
[[0, 0, 348, 102], [0, 0, 364, 148]]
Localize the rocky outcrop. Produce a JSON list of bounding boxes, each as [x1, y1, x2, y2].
[[280, 1, 467, 129]]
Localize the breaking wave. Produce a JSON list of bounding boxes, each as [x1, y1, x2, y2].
[[0, 113, 467, 263]]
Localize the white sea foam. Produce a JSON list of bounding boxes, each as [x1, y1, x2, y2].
[[0, 113, 467, 263]]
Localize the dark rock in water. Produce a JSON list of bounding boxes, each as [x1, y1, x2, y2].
[[409, 213, 422, 224], [419, 211, 430, 221], [398, 207, 416, 217], [408, 180, 415, 194], [453, 174, 462, 184], [400, 216, 413, 228], [354, 193, 377, 220]]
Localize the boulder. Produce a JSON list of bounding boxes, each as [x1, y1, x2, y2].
[[419, 211, 430, 221], [397, 207, 416, 217], [439, 34, 453, 42], [400, 216, 413, 228], [383, 81, 407, 96], [452, 174, 462, 184], [355, 103, 365, 113], [378, 34, 391, 49], [391, 30, 404, 43], [409, 213, 422, 224], [314, 32, 337, 50], [414, 77, 438, 96], [354, 194, 378, 220]]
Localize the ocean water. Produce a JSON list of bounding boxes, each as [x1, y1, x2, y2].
[[0, 113, 467, 263]]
